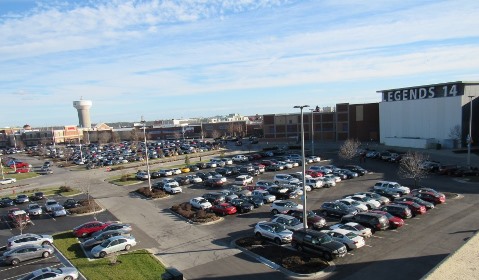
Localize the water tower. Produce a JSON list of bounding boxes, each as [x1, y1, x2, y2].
[[73, 99, 92, 128]]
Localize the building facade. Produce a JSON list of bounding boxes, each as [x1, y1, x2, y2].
[[378, 81, 479, 148]]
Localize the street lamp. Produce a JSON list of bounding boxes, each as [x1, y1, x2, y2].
[[141, 116, 152, 191], [294, 105, 310, 230], [309, 109, 315, 156], [467, 96, 474, 169]]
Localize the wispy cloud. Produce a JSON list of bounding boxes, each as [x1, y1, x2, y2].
[[0, 0, 478, 126]]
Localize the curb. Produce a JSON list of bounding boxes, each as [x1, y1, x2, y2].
[[167, 208, 224, 225], [52, 243, 88, 280], [231, 238, 336, 279]]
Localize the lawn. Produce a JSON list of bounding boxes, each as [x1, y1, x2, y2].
[[1, 186, 81, 199], [2, 168, 39, 180], [107, 174, 141, 186], [53, 232, 167, 280]]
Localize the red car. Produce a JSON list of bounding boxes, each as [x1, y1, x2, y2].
[[73, 221, 113, 237], [210, 203, 237, 216], [15, 168, 30, 173], [251, 154, 262, 160], [9, 162, 29, 168], [369, 210, 404, 229], [395, 201, 426, 215], [411, 188, 446, 204], [306, 170, 323, 178], [260, 160, 273, 166]]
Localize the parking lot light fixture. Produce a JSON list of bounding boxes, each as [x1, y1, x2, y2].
[[141, 116, 152, 191], [467, 95, 474, 169], [294, 105, 310, 230]]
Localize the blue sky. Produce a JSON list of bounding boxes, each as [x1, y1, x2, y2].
[[1, 0, 478, 127]]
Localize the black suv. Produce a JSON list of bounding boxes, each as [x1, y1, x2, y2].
[[292, 229, 347, 261], [380, 204, 412, 219], [342, 165, 367, 176], [341, 213, 390, 232], [202, 193, 226, 205], [319, 202, 358, 218]]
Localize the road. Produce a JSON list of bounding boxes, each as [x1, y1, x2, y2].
[[1, 147, 478, 280]]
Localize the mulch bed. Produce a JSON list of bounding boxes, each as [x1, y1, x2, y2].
[[236, 236, 329, 274]]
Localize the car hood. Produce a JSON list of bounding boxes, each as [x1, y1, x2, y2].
[[323, 240, 346, 251], [277, 230, 293, 237]]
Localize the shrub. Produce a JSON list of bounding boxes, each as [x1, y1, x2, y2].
[[136, 187, 167, 199], [59, 185, 73, 193]]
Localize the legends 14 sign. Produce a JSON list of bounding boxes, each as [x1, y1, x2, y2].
[[381, 83, 464, 102]]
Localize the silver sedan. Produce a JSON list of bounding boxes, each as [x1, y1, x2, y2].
[[2, 244, 54, 265]]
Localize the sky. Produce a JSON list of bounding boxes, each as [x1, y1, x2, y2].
[[1, 0, 479, 127]]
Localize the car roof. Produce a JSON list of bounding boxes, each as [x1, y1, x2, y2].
[[274, 214, 294, 220], [8, 233, 43, 241]]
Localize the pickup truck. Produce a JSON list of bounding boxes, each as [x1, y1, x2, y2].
[[373, 181, 410, 195], [252, 190, 276, 203]]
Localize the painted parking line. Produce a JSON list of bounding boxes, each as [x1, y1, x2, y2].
[[0, 256, 56, 273], [371, 235, 384, 239], [2, 216, 12, 231], [4, 263, 61, 280], [364, 244, 373, 247]]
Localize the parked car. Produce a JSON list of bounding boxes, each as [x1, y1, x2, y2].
[[341, 212, 390, 232], [203, 177, 224, 188], [321, 228, 365, 250], [91, 235, 137, 258], [354, 192, 390, 205], [0, 178, 17, 185], [210, 203, 238, 216], [73, 221, 114, 238], [30, 192, 45, 201], [3, 244, 54, 265], [91, 223, 132, 238], [189, 197, 212, 210], [241, 195, 264, 208], [8, 209, 31, 226], [234, 175, 254, 186], [63, 198, 80, 209], [44, 199, 60, 212], [0, 197, 15, 207], [270, 200, 303, 214], [273, 174, 300, 185], [51, 205, 67, 217], [320, 201, 358, 218], [18, 266, 79, 280], [286, 210, 326, 229], [394, 196, 435, 210], [15, 194, 29, 204], [291, 229, 347, 261], [337, 198, 369, 212], [373, 189, 401, 200], [329, 222, 373, 238], [7, 233, 53, 249], [373, 181, 410, 195], [229, 198, 254, 213], [379, 204, 413, 219], [27, 203, 43, 216], [202, 192, 226, 205], [254, 221, 293, 245], [345, 195, 381, 209], [83, 230, 129, 248], [394, 200, 426, 216], [251, 190, 276, 203], [135, 171, 150, 180], [270, 214, 304, 231], [369, 210, 405, 229], [163, 183, 183, 194]]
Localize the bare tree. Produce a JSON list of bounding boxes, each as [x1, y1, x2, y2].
[[448, 125, 461, 148], [234, 123, 245, 137], [211, 130, 221, 139], [339, 139, 361, 162], [111, 132, 121, 144], [398, 151, 429, 187], [172, 131, 181, 140], [130, 129, 140, 145], [76, 173, 100, 220], [98, 132, 111, 145], [13, 212, 30, 235], [16, 139, 26, 150], [227, 123, 235, 137]]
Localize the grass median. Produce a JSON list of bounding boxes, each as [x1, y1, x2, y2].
[[1, 186, 81, 199], [53, 232, 167, 280]]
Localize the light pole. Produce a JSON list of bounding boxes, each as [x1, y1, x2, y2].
[[294, 105, 309, 230], [0, 156, 4, 180], [141, 116, 152, 191], [309, 109, 315, 156], [467, 96, 474, 169], [12, 132, 17, 150]]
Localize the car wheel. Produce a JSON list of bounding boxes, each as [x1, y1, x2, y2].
[[274, 238, 282, 245], [297, 245, 303, 252], [255, 232, 262, 239], [64, 276, 74, 280], [11, 258, 20, 265], [99, 251, 107, 258], [321, 210, 328, 216], [125, 244, 131, 251], [272, 209, 279, 215], [42, 251, 51, 258], [274, 181, 279, 185], [323, 252, 333, 261], [42, 241, 51, 246]]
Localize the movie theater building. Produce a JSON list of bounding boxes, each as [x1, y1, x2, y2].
[[378, 81, 479, 149]]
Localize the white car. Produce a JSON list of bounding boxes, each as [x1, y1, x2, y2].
[[330, 222, 373, 238], [270, 214, 304, 231], [221, 158, 233, 165], [7, 233, 53, 249], [51, 205, 67, 217], [270, 200, 303, 215], [0, 178, 16, 185], [232, 155, 248, 162], [254, 221, 293, 244], [186, 175, 202, 183], [337, 198, 369, 212], [135, 171, 150, 180], [234, 175, 254, 186], [251, 190, 276, 203], [273, 174, 300, 185], [159, 169, 173, 176], [189, 197, 212, 209], [321, 228, 365, 250], [324, 174, 341, 182], [163, 183, 182, 194], [307, 155, 321, 162], [27, 203, 43, 216], [373, 181, 411, 195], [44, 199, 60, 212], [305, 178, 323, 189], [162, 178, 179, 187], [320, 177, 336, 188], [346, 195, 381, 209], [91, 235, 137, 258], [171, 168, 182, 175]]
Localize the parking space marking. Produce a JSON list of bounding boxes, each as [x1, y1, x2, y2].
[[371, 235, 384, 239], [390, 229, 399, 232], [0, 256, 56, 273], [3, 263, 61, 280], [364, 244, 373, 247], [2, 216, 12, 231]]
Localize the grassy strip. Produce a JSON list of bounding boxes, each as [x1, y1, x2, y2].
[[2, 169, 39, 180], [108, 174, 140, 186], [1, 187, 81, 199], [53, 232, 167, 280]]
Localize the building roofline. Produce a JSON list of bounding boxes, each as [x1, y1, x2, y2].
[[376, 81, 479, 93]]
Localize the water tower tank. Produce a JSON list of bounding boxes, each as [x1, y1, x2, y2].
[[73, 100, 92, 128]]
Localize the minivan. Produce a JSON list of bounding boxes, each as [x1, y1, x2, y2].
[[380, 204, 412, 219], [341, 213, 390, 232]]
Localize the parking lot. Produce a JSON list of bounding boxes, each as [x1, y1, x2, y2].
[[1, 146, 478, 280]]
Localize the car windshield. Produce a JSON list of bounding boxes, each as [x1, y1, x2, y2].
[[99, 240, 110, 247], [307, 211, 316, 218], [30, 205, 40, 209], [272, 223, 287, 232], [382, 212, 394, 219], [319, 235, 332, 243], [354, 224, 366, 230], [285, 202, 297, 207], [390, 184, 400, 189], [287, 218, 301, 226]]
